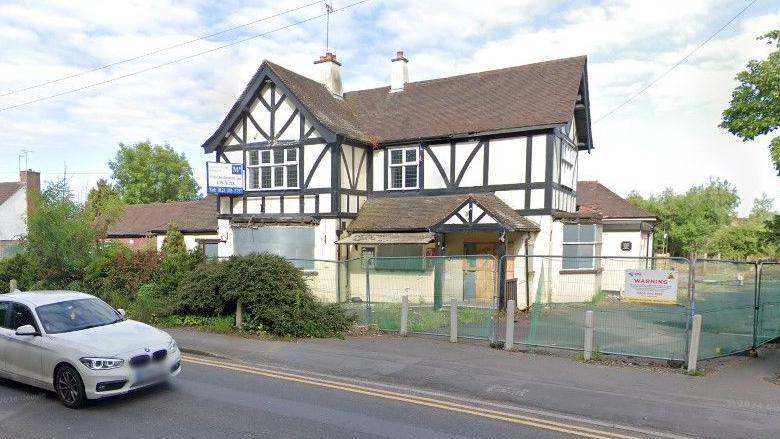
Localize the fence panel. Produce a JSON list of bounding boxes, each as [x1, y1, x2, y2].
[[498, 255, 691, 361], [757, 262, 780, 347], [352, 255, 496, 339], [694, 259, 757, 359]]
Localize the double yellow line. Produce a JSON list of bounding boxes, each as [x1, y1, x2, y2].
[[182, 354, 643, 439]]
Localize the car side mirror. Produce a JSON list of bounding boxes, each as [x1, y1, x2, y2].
[[117, 308, 126, 318], [15, 325, 39, 336]]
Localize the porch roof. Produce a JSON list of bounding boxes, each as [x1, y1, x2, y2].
[[336, 232, 435, 245], [347, 193, 539, 233]]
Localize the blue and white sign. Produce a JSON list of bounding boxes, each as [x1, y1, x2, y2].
[[207, 162, 244, 195]]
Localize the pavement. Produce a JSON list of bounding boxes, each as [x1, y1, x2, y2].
[[168, 329, 780, 439]]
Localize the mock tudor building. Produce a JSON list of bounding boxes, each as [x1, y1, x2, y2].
[[201, 51, 595, 305], [0, 170, 40, 258]]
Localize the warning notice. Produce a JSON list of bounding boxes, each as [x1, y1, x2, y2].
[[623, 269, 678, 304]]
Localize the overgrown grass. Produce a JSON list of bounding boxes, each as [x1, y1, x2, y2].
[[153, 314, 236, 333], [370, 304, 493, 332]]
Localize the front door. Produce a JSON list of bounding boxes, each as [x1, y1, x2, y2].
[[463, 242, 498, 303]]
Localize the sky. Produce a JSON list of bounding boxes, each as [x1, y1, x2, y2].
[[0, 0, 778, 216]]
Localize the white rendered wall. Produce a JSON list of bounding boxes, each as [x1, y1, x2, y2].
[[0, 187, 26, 241]]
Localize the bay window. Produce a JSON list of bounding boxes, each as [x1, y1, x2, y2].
[[388, 146, 419, 189], [247, 147, 299, 190]]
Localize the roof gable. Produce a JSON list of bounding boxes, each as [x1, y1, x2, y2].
[[0, 182, 23, 207]]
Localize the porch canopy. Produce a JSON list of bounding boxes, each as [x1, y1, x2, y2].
[[343, 193, 539, 235], [336, 232, 434, 245]]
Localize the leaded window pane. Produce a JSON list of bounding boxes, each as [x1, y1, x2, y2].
[[273, 149, 284, 164], [405, 148, 416, 163], [390, 150, 402, 165], [248, 151, 259, 166], [286, 148, 297, 162], [248, 168, 259, 189], [274, 166, 284, 186], [404, 165, 417, 188], [261, 167, 272, 188], [261, 150, 271, 164], [390, 167, 403, 188], [286, 165, 297, 187]]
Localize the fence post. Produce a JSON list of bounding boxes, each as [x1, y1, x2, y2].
[[235, 299, 243, 330], [450, 298, 458, 343], [400, 295, 409, 336], [365, 261, 372, 325], [505, 299, 515, 351], [687, 314, 702, 374], [9, 279, 17, 292], [584, 310, 594, 361], [751, 262, 761, 355]]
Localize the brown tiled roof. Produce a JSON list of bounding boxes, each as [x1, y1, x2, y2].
[[107, 196, 218, 237], [348, 193, 538, 233], [576, 181, 656, 219], [203, 56, 587, 150], [0, 182, 23, 206]]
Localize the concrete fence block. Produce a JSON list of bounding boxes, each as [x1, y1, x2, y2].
[[687, 314, 702, 374], [400, 295, 409, 336], [9, 279, 17, 292], [505, 300, 515, 351], [584, 310, 594, 361], [235, 300, 244, 329], [450, 298, 458, 343]]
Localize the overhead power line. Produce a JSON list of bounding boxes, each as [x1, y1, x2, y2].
[[594, 0, 759, 124], [0, 0, 322, 98], [0, 0, 370, 112]]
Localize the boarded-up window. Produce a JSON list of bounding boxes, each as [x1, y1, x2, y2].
[[232, 226, 314, 269]]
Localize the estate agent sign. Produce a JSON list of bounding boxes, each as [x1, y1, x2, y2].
[[207, 162, 244, 195], [623, 269, 678, 304]]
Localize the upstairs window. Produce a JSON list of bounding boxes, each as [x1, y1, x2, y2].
[[247, 148, 298, 190], [562, 223, 601, 270], [388, 146, 419, 189]]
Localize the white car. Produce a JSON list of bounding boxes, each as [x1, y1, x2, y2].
[[0, 290, 181, 408]]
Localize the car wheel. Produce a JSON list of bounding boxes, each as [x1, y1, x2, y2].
[[56, 365, 87, 409]]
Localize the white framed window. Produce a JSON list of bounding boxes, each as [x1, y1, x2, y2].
[[562, 223, 601, 270], [247, 148, 299, 190], [388, 146, 419, 189]]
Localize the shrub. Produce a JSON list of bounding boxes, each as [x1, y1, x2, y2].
[[0, 253, 38, 293], [175, 253, 355, 338], [128, 283, 169, 323]]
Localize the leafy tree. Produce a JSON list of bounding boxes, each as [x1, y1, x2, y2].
[[25, 178, 96, 288], [160, 223, 186, 256], [109, 140, 200, 203], [85, 178, 125, 240], [720, 30, 780, 175], [628, 179, 739, 257]]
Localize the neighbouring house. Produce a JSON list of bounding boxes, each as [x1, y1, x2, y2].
[[198, 50, 627, 306], [106, 196, 219, 256], [0, 170, 40, 258]]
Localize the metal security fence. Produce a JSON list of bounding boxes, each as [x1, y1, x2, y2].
[[757, 262, 780, 347], [497, 255, 692, 361]]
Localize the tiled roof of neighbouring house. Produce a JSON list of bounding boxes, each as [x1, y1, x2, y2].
[[107, 196, 218, 237], [203, 56, 587, 149], [0, 182, 23, 206], [576, 181, 656, 219], [347, 193, 539, 233]]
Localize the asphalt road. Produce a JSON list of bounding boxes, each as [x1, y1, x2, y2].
[[0, 356, 629, 439]]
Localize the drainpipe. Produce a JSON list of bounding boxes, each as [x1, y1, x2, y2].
[[523, 233, 531, 311]]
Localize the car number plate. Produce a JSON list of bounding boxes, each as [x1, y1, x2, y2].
[[135, 366, 166, 383]]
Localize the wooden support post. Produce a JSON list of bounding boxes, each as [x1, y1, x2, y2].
[[450, 298, 458, 343], [505, 299, 515, 351], [400, 295, 409, 336], [687, 314, 702, 374], [584, 310, 594, 361]]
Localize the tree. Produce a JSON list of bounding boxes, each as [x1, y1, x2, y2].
[[628, 179, 739, 257], [25, 178, 96, 288], [85, 178, 125, 240], [160, 223, 186, 256], [109, 140, 200, 203], [720, 30, 780, 175]]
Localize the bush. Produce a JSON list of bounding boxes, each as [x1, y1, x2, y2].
[[0, 253, 38, 293], [176, 253, 355, 338], [128, 283, 169, 323]]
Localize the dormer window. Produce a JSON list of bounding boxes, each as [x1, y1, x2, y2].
[[247, 148, 298, 190], [388, 146, 418, 189]]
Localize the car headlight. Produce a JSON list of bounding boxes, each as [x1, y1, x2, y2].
[[80, 357, 124, 370], [167, 339, 178, 352]]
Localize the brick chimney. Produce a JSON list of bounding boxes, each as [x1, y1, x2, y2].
[[19, 169, 40, 218], [390, 51, 409, 93], [314, 52, 343, 98]]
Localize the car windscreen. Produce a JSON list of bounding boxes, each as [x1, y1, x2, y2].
[[36, 298, 122, 334]]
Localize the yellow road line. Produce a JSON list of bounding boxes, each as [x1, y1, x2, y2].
[[182, 354, 643, 439]]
